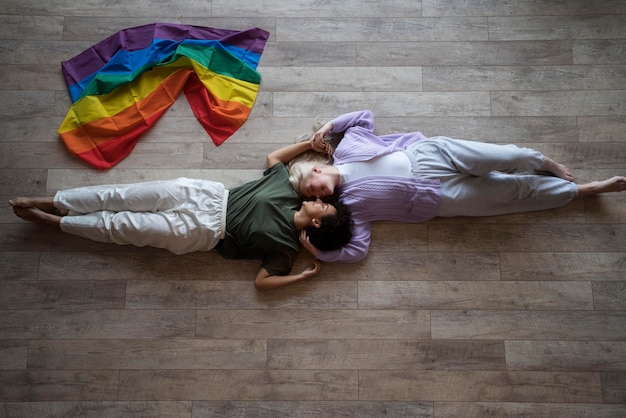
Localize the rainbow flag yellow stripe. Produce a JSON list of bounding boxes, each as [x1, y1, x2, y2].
[[59, 23, 269, 169]]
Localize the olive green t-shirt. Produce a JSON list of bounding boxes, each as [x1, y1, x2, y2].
[[216, 163, 300, 276]]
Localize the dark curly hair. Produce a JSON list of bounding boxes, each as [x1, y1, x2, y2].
[[304, 199, 353, 251]]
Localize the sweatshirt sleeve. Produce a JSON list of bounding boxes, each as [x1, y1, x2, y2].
[[315, 220, 371, 263], [330, 110, 375, 134]]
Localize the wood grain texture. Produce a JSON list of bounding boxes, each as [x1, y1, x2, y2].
[[0, 0, 624, 416]]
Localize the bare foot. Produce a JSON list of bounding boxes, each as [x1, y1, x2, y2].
[[9, 197, 56, 213], [578, 176, 626, 196], [12, 206, 61, 226], [539, 158, 574, 181]]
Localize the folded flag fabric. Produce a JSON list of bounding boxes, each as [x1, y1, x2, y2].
[[58, 23, 270, 169]]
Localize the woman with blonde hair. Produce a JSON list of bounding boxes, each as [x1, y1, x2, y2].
[[290, 110, 626, 264]]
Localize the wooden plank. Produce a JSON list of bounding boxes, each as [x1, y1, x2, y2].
[[259, 67, 423, 92], [28, 339, 267, 370], [261, 42, 357, 67], [267, 339, 505, 370], [273, 92, 491, 118], [0, 310, 196, 339], [193, 401, 432, 417], [357, 41, 573, 66], [431, 310, 626, 340], [427, 224, 626, 252], [276, 17, 488, 42], [0, 340, 28, 370], [585, 195, 626, 224], [434, 402, 626, 418], [324, 251, 500, 281], [358, 281, 592, 310], [593, 282, 626, 310], [0, 115, 61, 143], [501, 252, 626, 281], [0, 91, 55, 116], [578, 116, 626, 142], [1, 1, 213, 18], [574, 40, 626, 65], [203, 143, 275, 170], [0, 252, 40, 280], [212, 0, 422, 17], [422, 0, 626, 16], [0, 280, 125, 310], [197, 310, 430, 339], [602, 373, 626, 403], [0, 16, 64, 40], [506, 341, 626, 372], [489, 16, 626, 41], [368, 223, 428, 252], [0, 64, 65, 90], [38, 251, 260, 281], [62, 16, 277, 42], [0, 370, 119, 401], [423, 65, 626, 92], [0, 142, 82, 170], [0, 402, 192, 418], [118, 370, 358, 401], [358, 370, 602, 402], [125, 280, 358, 310], [491, 90, 626, 117]]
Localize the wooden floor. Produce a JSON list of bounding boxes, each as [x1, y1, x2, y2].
[[1, 1, 626, 417]]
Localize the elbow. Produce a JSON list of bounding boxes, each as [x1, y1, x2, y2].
[[350, 249, 369, 263], [255, 277, 268, 290]]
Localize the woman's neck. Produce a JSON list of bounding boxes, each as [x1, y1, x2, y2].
[[293, 209, 310, 231], [321, 165, 341, 186]]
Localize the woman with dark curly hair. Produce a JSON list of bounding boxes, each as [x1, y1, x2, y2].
[[9, 141, 352, 290]]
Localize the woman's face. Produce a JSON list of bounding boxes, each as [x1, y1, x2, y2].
[[299, 169, 335, 198], [301, 198, 337, 219]]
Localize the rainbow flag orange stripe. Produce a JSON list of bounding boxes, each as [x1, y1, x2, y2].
[[59, 23, 269, 169]]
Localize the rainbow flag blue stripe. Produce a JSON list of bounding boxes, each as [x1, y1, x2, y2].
[[59, 23, 269, 169]]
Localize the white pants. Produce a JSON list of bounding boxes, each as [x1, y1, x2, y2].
[[55, 178, 228, 254], [405, 137, 579, 217]]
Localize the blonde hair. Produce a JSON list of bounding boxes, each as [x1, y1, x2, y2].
[[287, 119, 335, 193]]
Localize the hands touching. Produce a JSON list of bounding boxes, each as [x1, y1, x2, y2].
[[310, 121, 334, 155]]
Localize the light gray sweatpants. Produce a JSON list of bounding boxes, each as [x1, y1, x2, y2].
[[404, 137, 579, 217], [55, 178, 228, 254]]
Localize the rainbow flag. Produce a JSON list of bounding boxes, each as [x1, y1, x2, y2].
[[58, 23, 269, 169]]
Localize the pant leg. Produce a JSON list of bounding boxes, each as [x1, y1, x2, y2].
[[405, 137, 578, 217], [58, 179, 228, 254], [437, 171, 578, 217], [53, 178, 211, 214], [408, 136, 546, 178]]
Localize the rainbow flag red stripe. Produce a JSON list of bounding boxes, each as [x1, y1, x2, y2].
[[58, 23, 269, 169]]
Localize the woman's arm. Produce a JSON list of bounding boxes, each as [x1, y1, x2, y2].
[[254, 263, 321, 290], [311, 111, 375, 155], [302, 221, 371, 264], [266, 140, 323, 168], [330, 110, 375, 134]]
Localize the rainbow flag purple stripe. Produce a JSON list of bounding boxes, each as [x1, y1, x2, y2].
[[58, 23, 269, 169]]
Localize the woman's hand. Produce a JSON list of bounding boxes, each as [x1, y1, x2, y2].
[[300, 260, 321, 279], [299, 230, 319, 257], [254, 261, 321, 290], [310, 122, 333, 155]]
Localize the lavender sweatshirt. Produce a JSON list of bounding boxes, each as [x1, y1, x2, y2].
[[316, 110, 442, 263]]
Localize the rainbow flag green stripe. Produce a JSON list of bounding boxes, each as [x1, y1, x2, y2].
[[58, 23, 269, 170]]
